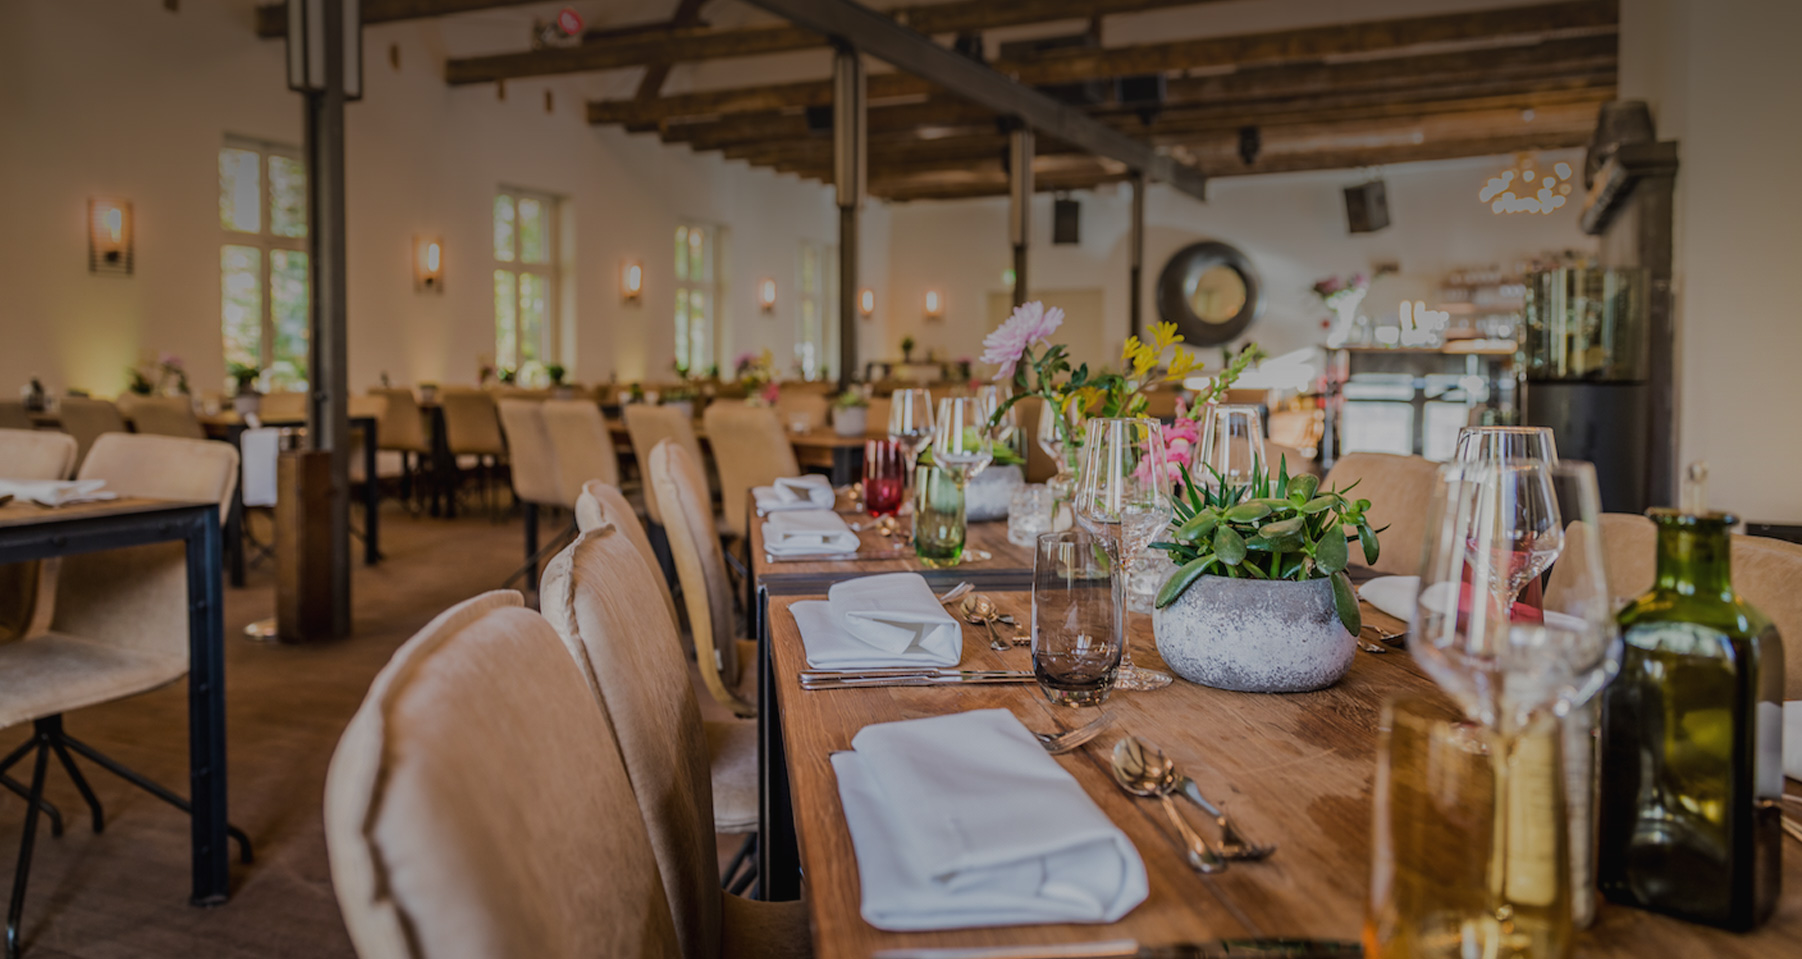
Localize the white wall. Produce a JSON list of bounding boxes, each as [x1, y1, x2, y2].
[[1618, 0, 1802, 521], [880, 154, 1595, 368], [0, 0, 842, 396]]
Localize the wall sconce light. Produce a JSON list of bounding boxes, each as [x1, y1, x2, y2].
[[758, 277, 778, 313], [858, 288, 875, 317], [923, 289, 945, 319], [88, 197, 133, 276], [621, 258, 644, 302], [414, 236, 443, 292]]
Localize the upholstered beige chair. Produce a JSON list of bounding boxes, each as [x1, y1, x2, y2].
[[55, 397, 127, 469], [0, 433, 250, 951], [1014, 396, 1058, 484], [325, 591, 681, 959], [0, 403, 29, 431], [649, 440, 754, 717], [542, 399, 622, 504], [1322, 452, 1441, 576], [440, 389, 508, 516], [624, 405, 705, 526], [864, 394, 891, 436], [540, 526, 804, 955], [772, 390, 828, 433], [0, 431, 78, 645], [118, 395, 205, 439], [496, 399, 570, 589], [1267, 442, 1319, 478], [369, 387, 433, 507], [576, 481, 677, 629], [257, 391, 308, 422], [702, 402, 800, 539]]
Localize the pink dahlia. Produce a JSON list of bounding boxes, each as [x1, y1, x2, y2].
[[980, 301, 1064, 381]]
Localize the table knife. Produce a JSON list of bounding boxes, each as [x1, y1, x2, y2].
[[800, 672, 1034, 690], [800, 667, 1028, 681], [874, 939, 1361, 959], [764, 549, 913, 564]]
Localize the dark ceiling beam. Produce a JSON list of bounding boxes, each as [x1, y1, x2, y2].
[[635, 0, 711, 99], [255, 0, 545, 38], [736, 0, 1210, 199], [585, 1, 1616, 125]]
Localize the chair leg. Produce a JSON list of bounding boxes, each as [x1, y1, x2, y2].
[[722, 833, 758, 895], [6, 745, 48, 959], [58, 734, 254, 865], [0, 776, 61, 840], [44, 723, 103, 834]]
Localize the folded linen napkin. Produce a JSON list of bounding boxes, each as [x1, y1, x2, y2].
[[753, 474, 835, 512], [1786, 702, 1801, 782], [790, 572, 962, 668], [762, 510, 861, 557], [832, 708, 1148, 931], [0, 479, 116, 508]]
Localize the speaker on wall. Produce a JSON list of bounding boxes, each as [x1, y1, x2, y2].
[[1344, 180, 1391, 234], [1053, 197, 1080, 245]]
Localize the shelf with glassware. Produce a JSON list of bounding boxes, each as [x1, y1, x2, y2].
[[1320, 344, 1519, 467]]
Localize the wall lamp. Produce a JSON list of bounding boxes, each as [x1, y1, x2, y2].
[[621, 258, 644, 302], [414, 236, 443, 292], [923, 289, 945, 319], [859, 288, 875, 318], [89, 197, 133, 276], [758, 277, 778, 313]]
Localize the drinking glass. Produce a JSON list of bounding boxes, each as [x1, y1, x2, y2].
[[913, 464, 965, 568], [863, 439, 906, 518], [1036, 396, 1087, 529], [931, 396, 994, 486], [975, 383, 1018, 451], [1196, 404, 1267, 487], [887, 388, 935, 467], [1007, 484, 1054, 547], [1032, 528, 1120, 706], [1073, 417, 1174, 691], [1455, 426, 1558, 465]]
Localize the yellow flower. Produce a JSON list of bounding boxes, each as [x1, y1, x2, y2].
[[1067, 386, 1106, 415], [1151, 321, 1183, 352], [1164, 348, 1197, 382]]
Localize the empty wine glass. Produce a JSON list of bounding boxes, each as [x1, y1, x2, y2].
[[1196, 404, 1267, 487], [1455, 426, 1558, 465], [888, 388, 935, 467], [974, 383, 1018, 451], [931, 396, 993, 486], [1073, 417, 1174, 691]]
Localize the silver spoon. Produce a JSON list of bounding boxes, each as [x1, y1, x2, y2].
[[1109, 737, 1228, 874], [959, 594, 1011, 651], [1137, 737, 1277, 861]]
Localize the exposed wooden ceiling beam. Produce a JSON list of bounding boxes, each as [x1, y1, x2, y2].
[[447, 0, 1230, 85], [657, 35, 1615, 152], [584, 0, 1615, 124], [255, 0, 545, 38], [635, 0, 711, 99]]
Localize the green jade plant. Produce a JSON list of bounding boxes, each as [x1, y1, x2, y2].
[[1151, 459, 1383, 635]]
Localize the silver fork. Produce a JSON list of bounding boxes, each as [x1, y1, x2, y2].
[[1034, 713, 1114, 755]]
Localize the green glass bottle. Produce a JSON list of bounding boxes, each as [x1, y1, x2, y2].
[[1596, 510, 1784, 931]]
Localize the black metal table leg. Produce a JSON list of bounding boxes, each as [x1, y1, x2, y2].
[[830, 444, 863, 488], [361, 416, 381, 564], [756, 585, 801, 901], [224, 489, 246, 588], [184, 508, 230, 906]]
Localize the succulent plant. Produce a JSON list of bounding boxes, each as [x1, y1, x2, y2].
[[1151, 459, 1382, 634]]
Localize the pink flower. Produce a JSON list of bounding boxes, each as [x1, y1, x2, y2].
[[980, 301, 1064, 381], [761, 382, 780, 404]]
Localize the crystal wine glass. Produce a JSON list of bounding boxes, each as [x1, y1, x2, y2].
[[975, 383, 1018, 451], [1196, 404, 1267, 487], [931, 396, 994, 487], [1073, 417, 1174, 691], [888, 387, 934, 510], [1454, 426, 1558, 465]]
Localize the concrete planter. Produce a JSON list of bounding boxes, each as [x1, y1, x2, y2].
[[832, 405, 868, 437], [232, 392, 262, 417], [967, 464, 1023, 522], [1152, 574, 1354, 693]]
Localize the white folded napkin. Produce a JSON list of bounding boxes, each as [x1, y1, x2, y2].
[[790, 572, 962, 668], [832, 709, 1148, 931], [753, 474, 835, 512], [1785, 701, 1801, 782], [1359, 575, 1419, 623], [761, 510, 861, 557], [0, 479, 116, 507]]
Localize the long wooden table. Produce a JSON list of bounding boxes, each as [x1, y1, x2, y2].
[[762, 590, 1802, 957]]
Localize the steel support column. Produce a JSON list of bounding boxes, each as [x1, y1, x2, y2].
[[833, 46, 863, 389], [1008, 128, 1032, 308], [1129, 172, 1146, 340]]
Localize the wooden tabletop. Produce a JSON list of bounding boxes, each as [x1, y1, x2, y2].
[[751, 508, 1034, 589], [766, 592, 1802, 958], [0, 496, 210, 529]]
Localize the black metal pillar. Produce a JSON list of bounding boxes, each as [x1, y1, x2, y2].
[[300, 0, 354, 637], [1009, 127, 1033, 307], [1129, 172, 1146, 340], [833, 46, 863, 389]]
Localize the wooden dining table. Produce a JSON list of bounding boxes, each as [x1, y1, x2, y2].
[[757, 587, 1802, 957]]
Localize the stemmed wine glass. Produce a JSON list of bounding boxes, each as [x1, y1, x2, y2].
[[888, 388, 934, 508], [1196, 404, 1267, 487], [1454, 426, 1558, 465], [975, 384, 1018, 452], [931, 396, 994, 486], [1073, 417, 1174, 691]]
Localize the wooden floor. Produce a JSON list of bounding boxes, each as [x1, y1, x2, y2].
[[0, 506, 607, 959]]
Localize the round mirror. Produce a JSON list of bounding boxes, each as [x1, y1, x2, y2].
[[1156, 241, 1262, 345]]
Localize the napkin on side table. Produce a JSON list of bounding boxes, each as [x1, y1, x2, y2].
[[762, 510, 861, 557], [754, 474, 835, 512], [0, 479, 116, 508], [832, 708, 1148, 930], [791, 572, 962, 669]]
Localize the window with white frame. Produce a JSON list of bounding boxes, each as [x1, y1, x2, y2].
[[674, 222, 723, 376], [220, 139, 309, 390], [795, 241, 837, 381], [493, 188, 560, 379]]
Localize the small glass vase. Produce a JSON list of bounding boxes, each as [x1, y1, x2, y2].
[[913, 465, 965, 568]]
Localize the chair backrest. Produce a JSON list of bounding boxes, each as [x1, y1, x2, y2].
[[325, 591, 680, 959], [575, 480, 676, 628], [772, 390, 829, 431], [542, 400, 621, 504], [0, 402, 29, 431], [51, 434, 239, 662], [623, 406, 704, 525], [540, 530, 719, 959], [495, 399, 563, 508], [0, 429, 77, 480], [648, 440, 752, 716], [259, 391, 309, 422], [1267, 442, 1318, 478], [1014, 396, 1059, 484], [369, 388, 430, 453], [865, 395, 891, 437], [439, 389, 505, 457], [55, 396, 128, 467], [120, 395, 206, 439], [1321, 452, 1441, 576], [701, 402, 799, 536]]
